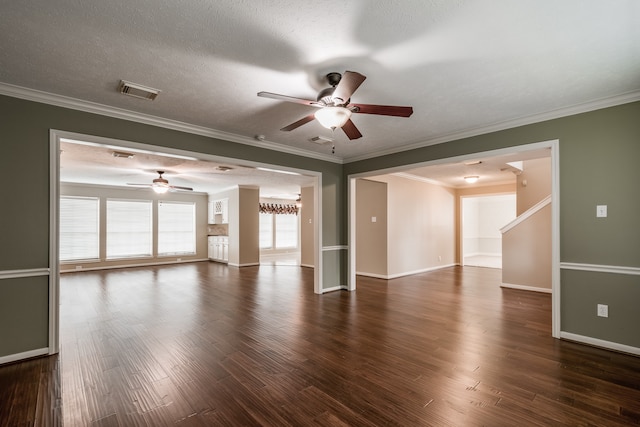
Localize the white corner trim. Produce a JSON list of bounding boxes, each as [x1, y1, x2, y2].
[[560, 331, 640, 357], [0, 82, 341, 164], [501, 282, 552, 294], [0, 348, 50, 365], [0, 268, 50, 280], [560, 262, 640, 276], [500, 195, 551, 234], [322, 245, 348, 252]]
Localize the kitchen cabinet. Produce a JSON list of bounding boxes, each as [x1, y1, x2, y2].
[[208, 198, 228, 224], [208, 235, 228, 263]]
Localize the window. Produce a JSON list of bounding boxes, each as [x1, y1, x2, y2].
[[275, 214, 298, 248], [158, 201, 195, 255], [259, 213, 273, 249], [106, 199, 152, 259], [260, 212, 298, 250], [60, 196, 99, 261]]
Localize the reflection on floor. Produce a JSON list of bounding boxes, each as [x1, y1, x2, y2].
[[260, 252, 300, 266], [463, 254, 502, 269]]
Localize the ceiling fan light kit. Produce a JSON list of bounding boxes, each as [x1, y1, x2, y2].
[[314, 106, 352, 129], [128, 171, 193, 193], [257, 70, 413, 141]]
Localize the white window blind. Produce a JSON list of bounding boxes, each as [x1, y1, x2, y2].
[[158, 201, 195, 255], [60, 196, 99, 261], [259, 213, 273, 249], [106, 199, 152, 259], [275, 213, 298, 249]]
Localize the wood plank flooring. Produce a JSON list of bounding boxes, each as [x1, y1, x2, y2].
[[2, 262, 640, 426]]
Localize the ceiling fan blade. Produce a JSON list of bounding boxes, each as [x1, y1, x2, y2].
[[281, 114, 316, 131], [341, 119, 363, 140], [170, 185, 193, 191], [257, 91, 321, 107], [332, 71, 366, 105], [350, 103, 413, 117]]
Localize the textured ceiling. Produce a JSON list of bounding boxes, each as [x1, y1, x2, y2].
[[1, 1, 639, 189]]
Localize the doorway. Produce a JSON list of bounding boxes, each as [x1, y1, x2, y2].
[[348, 140, 560, 338], [49, 129, 324, 354]]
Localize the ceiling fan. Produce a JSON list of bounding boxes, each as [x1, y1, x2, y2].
[[127, 171, 193, 194], [257, 71, 413, 140]]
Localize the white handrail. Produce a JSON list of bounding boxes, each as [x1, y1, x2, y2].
[[500, 195, 551, 234]]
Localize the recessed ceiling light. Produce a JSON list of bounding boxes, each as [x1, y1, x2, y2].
[[256, 167, 300, 176]]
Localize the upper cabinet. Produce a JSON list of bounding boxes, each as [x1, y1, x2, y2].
[[208, 198, 228, 224]]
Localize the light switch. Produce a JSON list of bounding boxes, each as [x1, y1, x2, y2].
[[596, 205, 607, 218], [371, 216, 377, 223]]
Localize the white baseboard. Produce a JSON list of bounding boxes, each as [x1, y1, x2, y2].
[[357, 264, 457, 280], [464, 252, 501, 258], [228, 262, 260, 268], [0, 347, 49, 365], [321, 285, 346, 293], [560, 331, 640, 357], [501, 282, 552, 293], [60, 258, 209, 273]]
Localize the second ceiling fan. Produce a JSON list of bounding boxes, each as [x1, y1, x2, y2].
[[257, 71, 413, 140]]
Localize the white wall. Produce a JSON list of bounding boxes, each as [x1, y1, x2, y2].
[[463, 194, 516, 257], [358, 175, 456, 278]]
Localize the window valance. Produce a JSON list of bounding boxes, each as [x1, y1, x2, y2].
[[259, 203, 299, 215]]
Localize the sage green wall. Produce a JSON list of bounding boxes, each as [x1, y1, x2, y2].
[[0, 94, 344, 358], [0, 277, 49, 355], [345, 101, 640, 349]]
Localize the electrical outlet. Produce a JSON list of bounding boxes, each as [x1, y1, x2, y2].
[[75, 265, 82, 270], [597, 304, 608, 318]]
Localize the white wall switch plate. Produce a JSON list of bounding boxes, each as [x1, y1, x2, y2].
[[596, 205, 607, 217], [597, 304, 608, 317], [371, 216, 377, 223]]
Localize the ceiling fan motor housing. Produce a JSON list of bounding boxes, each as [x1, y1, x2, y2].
[[153, 171, 169, 186]]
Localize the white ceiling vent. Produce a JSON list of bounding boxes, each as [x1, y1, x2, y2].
[[118, 80, 160, 100], [308, 136, 333, 145]]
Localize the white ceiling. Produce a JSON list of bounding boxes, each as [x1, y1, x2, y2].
[[1, 1, 639, 191]]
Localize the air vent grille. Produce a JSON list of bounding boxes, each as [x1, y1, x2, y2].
[[118, 80, 160, 100], [309, 136, 333, 145]]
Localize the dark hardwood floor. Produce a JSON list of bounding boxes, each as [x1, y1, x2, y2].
[[2, 262, 640, 426]]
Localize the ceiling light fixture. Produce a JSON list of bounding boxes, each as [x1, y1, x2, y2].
[[314, 107, 352, 129], [464, 176, 479, 184], [152, 174, 170, 193]]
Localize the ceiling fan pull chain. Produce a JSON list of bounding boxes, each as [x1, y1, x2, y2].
[[331, 128, 336, 154]]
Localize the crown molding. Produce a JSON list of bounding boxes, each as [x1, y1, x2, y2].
[[343, 90, 640, 163], [3, 82, 638, 167], [0, 82, 342, 164]]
